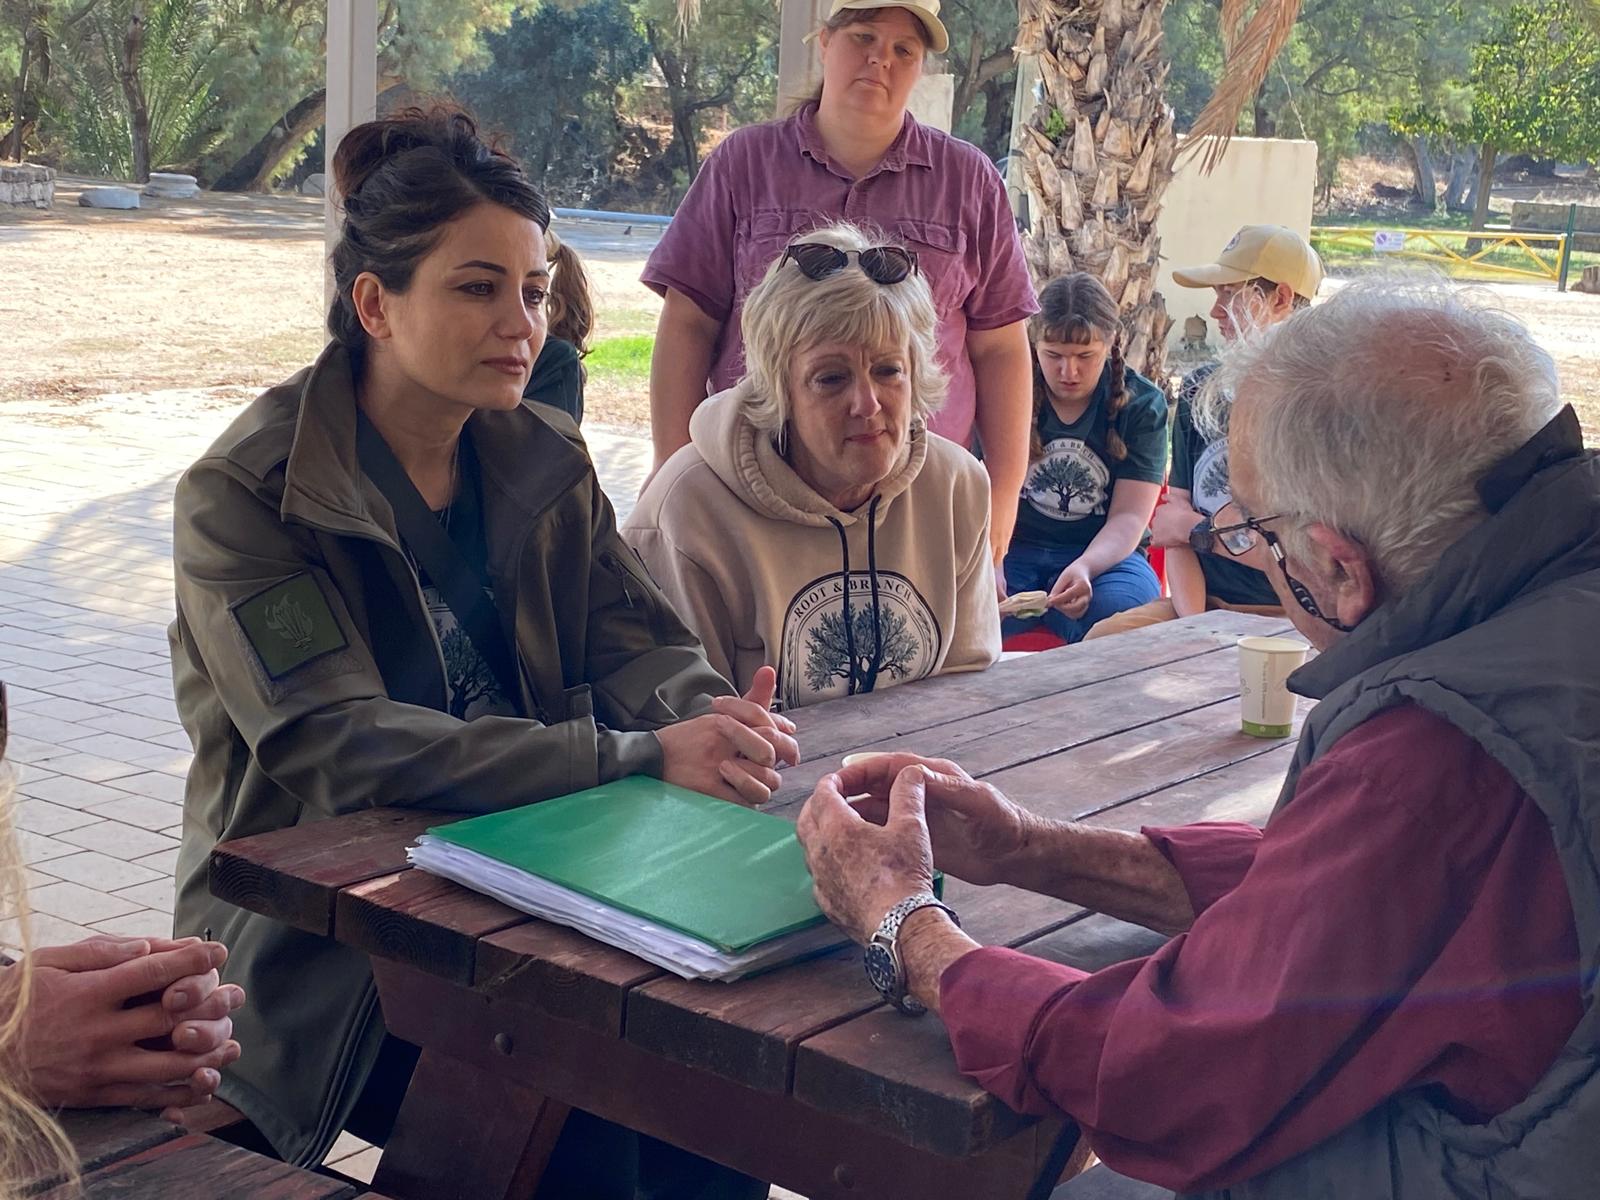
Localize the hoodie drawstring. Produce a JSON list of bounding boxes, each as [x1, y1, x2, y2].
[[864, 494, 884, 693], [826, 495, 885, 696]]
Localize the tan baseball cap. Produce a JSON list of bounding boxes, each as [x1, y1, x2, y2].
[[1172, 225, 1324, 300], [818, 0, 950, 54]]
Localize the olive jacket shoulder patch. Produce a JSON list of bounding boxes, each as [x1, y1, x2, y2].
[[230, 572, 350, 680]]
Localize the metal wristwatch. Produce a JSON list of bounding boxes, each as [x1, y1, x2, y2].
[[1188, 516, 1216, 555], [864, 891, 961, 1016]]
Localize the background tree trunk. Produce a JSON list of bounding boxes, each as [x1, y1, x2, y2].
[[979, 75, 1013, 157], [1015, 0, 1176, 380], [212, 88, 327, 191], [1251, 82, 1275, 137], [1400, 134, 1436, 210], [1472, 139, 1497, 228], [5, 26, 35, 161], [117, 5, 151, 182], [1467, 139, 1497, 255], [1446, 145, 1477, 212]]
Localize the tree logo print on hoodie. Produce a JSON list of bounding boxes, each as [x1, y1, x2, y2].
[[779, 571, 942, 710], [1022, 437, 1111, 521]]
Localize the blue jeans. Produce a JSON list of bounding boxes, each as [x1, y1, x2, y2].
[[1002, 543, 1161, 644]]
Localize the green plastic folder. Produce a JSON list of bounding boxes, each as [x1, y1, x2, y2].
[[426, 777, 824, 954]]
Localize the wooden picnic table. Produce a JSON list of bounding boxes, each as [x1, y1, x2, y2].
[[210, 611, 1303, 1200]]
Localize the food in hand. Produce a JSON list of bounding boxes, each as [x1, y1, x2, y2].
[[998, 589, 1049, 619]]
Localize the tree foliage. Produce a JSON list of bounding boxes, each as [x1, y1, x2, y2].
[[449, 0, 650, 204], [942, 0, 1020, 158], [60, 0, 224, 180]]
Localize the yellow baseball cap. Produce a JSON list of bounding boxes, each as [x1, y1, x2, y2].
[[817, 0, 950, 54], [1172, 225, 1324, 300]]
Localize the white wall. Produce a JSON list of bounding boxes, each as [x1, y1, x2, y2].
[[1155, 136, 1318, 349]]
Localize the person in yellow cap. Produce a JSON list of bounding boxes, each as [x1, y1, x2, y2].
[[1084, 224, 1323, 639], [642, 1, 1039, 591]]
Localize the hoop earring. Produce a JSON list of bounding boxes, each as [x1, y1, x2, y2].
[[777, 422, 789, 458]]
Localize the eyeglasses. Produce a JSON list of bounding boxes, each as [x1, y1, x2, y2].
[[1206, 505, 1355, 633], [780, 242, 919, 285]]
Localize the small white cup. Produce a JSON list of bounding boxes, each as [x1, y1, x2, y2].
[[1237, 635, 1310, 738]]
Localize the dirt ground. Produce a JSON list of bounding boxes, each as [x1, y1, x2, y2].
[[1, 176, 664, 429], [4, 173, 1599, 438]]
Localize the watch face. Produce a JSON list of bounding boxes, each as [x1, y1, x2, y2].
[[864, 943, 898, 996], [1189, 518, 1216, 556]]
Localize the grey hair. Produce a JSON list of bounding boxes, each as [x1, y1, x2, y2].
[[1207, 274, 1562, 595], [738, 221, 947, 435]]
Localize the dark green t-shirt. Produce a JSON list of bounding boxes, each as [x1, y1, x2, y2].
[[1013, 364, 1169, 551], [1170, 364, 1280, 606]]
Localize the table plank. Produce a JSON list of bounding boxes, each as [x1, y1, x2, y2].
[[42, 1133, 358, 1200], [374, 959, 1058, 1199], [771, 639, 1275, 809], [789, 745, 1297, 1153], [788, 612, 1290, 762], [987, 697, 1306, 823], [210, 809, 445, 936], [475, 921, 665, 1037], [337, 870, 531, 985]]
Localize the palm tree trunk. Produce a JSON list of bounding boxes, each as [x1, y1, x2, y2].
[[118, 5, 151, 182], [1015, 0, 1177, 381]]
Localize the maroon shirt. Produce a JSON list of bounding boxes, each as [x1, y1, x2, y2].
[[641, 102, 1039, 448], [939, 704, 1581, 1193]]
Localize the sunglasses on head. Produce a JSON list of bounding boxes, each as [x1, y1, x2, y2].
[[780, 242, 919, 285]]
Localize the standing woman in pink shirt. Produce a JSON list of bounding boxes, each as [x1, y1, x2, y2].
[[642, 0, 1038, 572]]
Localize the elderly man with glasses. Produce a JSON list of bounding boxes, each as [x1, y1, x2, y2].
[[796, 276, 1600, 1198]]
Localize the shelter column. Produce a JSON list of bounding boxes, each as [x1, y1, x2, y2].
[[325, 0, 379, 298]]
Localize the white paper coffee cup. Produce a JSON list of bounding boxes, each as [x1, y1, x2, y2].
[[1237, 635, 1310, 738]]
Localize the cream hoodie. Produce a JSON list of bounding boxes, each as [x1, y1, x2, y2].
[[624, 386, 1000, 710]]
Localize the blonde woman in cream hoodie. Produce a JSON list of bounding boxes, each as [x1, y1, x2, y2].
[[626, 223, 1000, 711]]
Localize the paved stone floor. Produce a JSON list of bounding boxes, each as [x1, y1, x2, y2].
[[0, 388, 659, 1183]]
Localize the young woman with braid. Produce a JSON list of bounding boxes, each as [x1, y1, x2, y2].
[[521, 227, 594, 423], [1001, 273, 1168, 644]]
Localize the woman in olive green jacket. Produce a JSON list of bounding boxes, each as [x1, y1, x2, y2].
[[169, 106, 794, 1187]]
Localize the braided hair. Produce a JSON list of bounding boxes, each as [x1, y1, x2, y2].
[[1027, 273, 1129, 464]]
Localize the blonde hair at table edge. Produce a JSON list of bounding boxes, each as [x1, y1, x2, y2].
[[0, 754, 79, 1199], [737, 222, 948, 440]]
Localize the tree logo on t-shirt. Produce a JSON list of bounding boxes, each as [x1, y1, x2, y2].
[[1193, 438, 1233, 516], [1023, 438, 1111, 521], [779, 571, 942, 709]]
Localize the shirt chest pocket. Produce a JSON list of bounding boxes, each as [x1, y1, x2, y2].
[[735, 209, 823, 306], [889, 218, 971, 316]]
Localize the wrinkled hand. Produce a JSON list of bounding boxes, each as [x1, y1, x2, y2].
[[1150, 495, 1202, 548], [831, 753, 1034, 887], [797, 765, 937, 943], [1048, 560, 1093, 620], [658, 666, 800, 806], [11, 936, 245, 1120]]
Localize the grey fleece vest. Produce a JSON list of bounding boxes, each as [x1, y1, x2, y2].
[[1184, 408, 1600, 1200]]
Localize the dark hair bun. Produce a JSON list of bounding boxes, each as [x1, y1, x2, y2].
[[326, 102, 551, 358]]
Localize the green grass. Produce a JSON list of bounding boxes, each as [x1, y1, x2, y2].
[[585, 334, 654, 387]]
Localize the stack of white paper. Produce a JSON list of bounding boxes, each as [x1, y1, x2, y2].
[[409, 836, 849, 981]]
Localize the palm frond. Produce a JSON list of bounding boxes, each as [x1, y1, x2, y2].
[[1181, 0, 1301, 173], [675, 0, 702, 33], [1218, 0, 1250, 52]]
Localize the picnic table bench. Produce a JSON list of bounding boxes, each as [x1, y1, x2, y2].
[[210, 611, 1302, 1200], [36, 1107, 396, 1198]]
